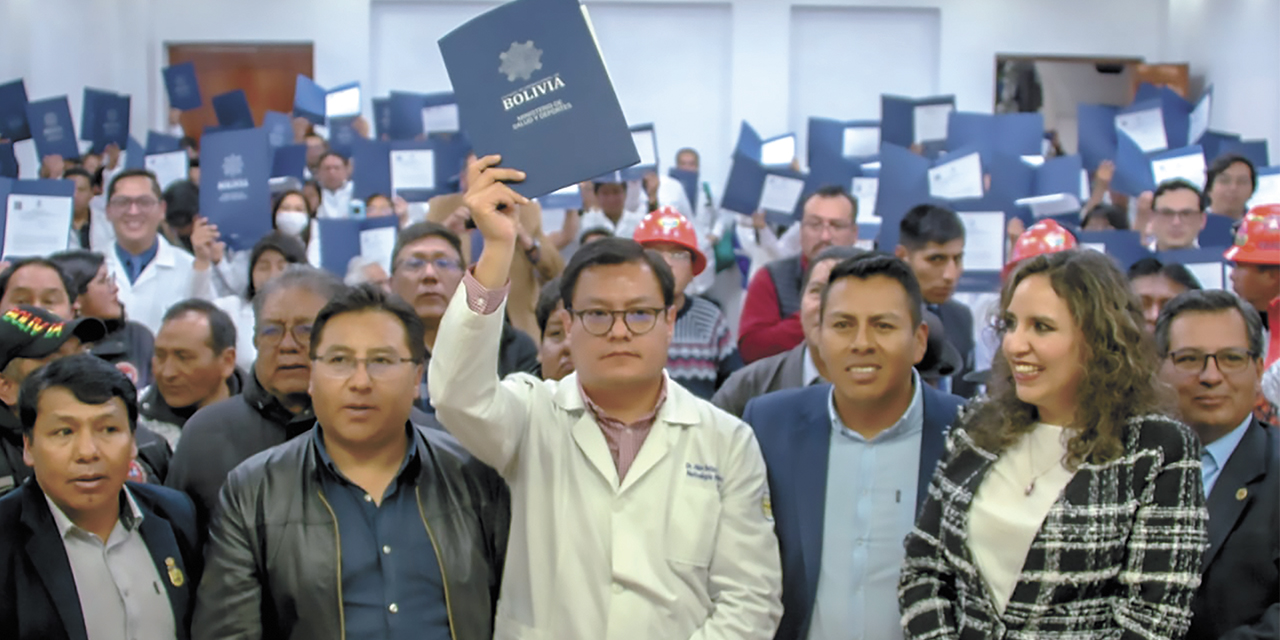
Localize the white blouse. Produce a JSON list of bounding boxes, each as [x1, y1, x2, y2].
[[967, 422, 1077, 614]]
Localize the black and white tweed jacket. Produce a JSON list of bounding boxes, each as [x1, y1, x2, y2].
[[899, 413, 1209, 639]]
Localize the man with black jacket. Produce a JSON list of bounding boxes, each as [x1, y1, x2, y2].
[[0, 305, 171, 493], [166, 266, 344, 530], [194, 284, 508, 640]]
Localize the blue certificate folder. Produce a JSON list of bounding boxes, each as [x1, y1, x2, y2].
[[212, 90, 255, 130], [438, 0, 639, 198], [0, 79, 32, 141], [316, 215, 399, 277], [82, 88, 130, 147], [0, 143, 17, 179], [25, 97, 79, 160], [198, 127, 272, 252], [163, 62, 203, 111]]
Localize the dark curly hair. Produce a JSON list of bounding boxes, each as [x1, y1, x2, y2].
[[966, 249, 1172, 467]]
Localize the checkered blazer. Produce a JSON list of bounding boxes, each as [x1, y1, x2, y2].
[[899, 412, 1209, 639]]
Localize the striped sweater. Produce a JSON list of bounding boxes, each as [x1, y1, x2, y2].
[[667, 296, 742, 400]]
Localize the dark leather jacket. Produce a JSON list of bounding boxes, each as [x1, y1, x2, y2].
[[193, 422, 509, 640]]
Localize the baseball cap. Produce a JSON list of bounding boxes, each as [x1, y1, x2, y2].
[[0, 306, 107, 371]]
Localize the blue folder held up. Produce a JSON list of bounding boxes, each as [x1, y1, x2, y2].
[[146, 131, 184, 155], [316, 215, 400, 278], [262, 111, 294, 150], [880, 94, 955, 149], [212, 90, 255, 130], [0, 79, 32, 141], [0, 143, 18, 179], [438, 0, 639, 198], [198, 127, 272, 251], [24, 97, 79, 160], [163, 62, 203, 111]]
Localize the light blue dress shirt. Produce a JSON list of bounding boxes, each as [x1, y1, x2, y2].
[[1201, 414, 1252, 498], [807, 371, 923, 640]]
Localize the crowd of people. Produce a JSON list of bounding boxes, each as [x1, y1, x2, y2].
[[0, 97, 1275, 640]]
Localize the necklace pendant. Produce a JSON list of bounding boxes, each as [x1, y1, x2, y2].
[[1024, 482, 1035, 496]]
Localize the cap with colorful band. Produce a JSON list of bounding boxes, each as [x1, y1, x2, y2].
[[0, 306, 107, 371]]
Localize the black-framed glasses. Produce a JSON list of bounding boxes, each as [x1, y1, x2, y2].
[[107, 196, 160, 212], [395, 257, 463, 274], [1166, 348, 1255, 374], [313, 353, 418, 379], [569, 307, 665, 336], [256, 322, 314, 345], [1154, 208, 1203, 221]]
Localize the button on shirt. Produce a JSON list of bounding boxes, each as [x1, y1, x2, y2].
[[807, 371, 923, 640], [313, 426, 451, 640], [114, 242, 159, 285], [45, 487, 175, 640], [1201, 414, 1252, 498]]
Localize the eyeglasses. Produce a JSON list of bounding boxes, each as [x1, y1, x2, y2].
[[570, 307, 665, 336], [1154, 208, 1203, 221], [801, 218, 854, 232], [395, 257, 463, 274], [107, 196, 160, 213], [1166, 348, 1256, 374], [652, 249, 692, 263], [313, 353, 417, 378], [256, 322, 314, 345]]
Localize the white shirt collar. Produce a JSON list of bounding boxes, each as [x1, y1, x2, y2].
[[44, 484, 144, 539], [802, 344, 824, 386]]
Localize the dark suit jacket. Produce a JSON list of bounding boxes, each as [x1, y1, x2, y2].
[[711, 343, 807, 418], [0, 480, 202, 640], [743, 382, 963, 640], [1187, 419, 1280, 640], [934, 300, 978, 398]]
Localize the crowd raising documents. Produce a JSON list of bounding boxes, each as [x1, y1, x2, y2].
[[0, 0, 1277, 638]]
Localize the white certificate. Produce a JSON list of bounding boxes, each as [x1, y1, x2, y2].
[[1185, 262, 1224, 290], [1082, 242, 1107, 254], [1020, 155, 1046, 167], [3, 194, 73, 258], [758, 174, 804, 213], [850, 176, 881, 224], [1151, 152, 1207, 189], [632, 129, 657, 167], [1248, 172, 1280, 208], [1080, 168, 1091, 201], [956, 211, 1004, 272], [145, 151, 190, 192], [326, 86, 361, 119], [913, 103, 953, 144], [928, 152, 984, 200], [359, 225, 397, 275], [1187, 92, 1211, 145], [1014, 193, 1081, 218], [390, 149, 436, 192], [421, 104, 459, 135], [760, 136, 795, 166], [1115, 107, 1168, 153], [842, 126, 880, 158]]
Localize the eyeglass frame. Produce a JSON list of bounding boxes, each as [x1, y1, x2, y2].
[[393, 256, 464, 275], [106, 196, 162, 213], [311, 353, 419, 379], [800, 217, 855, 232], [255, 322, 315, 346], [567, 307, 668, 336], [1153, 207, 1204, 222], [1164, 347, 1258, 374]]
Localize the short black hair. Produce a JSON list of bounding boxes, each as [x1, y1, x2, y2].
[[162, 179, 200, 228], [161, 299, 237, 355], [675, 148, 699, 163], [252, 265, 345, 334], [579, 227, 614, 244], [821, 253, 924, 327], [309, 283, 426, 363], [247, 232, 309, 300], [592, 180, 626, 194], [1126, 257, 1203, 291], [803, 245, 869, 289], [0, 258, 77, 304], [179, 136, 199, 152], [1151, 178, 1206, 212], [898, 204, 964, 250], [536, 277, 563, 339], [1154, 289, 1263, 358], [316, 150, 348, 166], [106, 169, 162, 202], [1205, 153, 1257, 195], [801, 184, 858, 223], [392, 222, 464, 271], [63, 167, 93, 185], [19, 353, 138, 435], [48, 250, 105, 295], [559, 237, 675, 310], [1081, 203, 1130, 231]]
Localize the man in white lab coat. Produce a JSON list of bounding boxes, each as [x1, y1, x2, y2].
[[430, 155, 783, 640], [102, 169, 215, 335]]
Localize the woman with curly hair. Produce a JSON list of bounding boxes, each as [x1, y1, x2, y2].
[[899, 249, 1208, 638]]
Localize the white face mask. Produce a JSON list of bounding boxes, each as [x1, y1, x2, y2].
[[276, 210, 310, 236]]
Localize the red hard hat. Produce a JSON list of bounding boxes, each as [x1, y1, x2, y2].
[[1003, 218, 1078, 279], [1222, 206, 1280, 265], [633, 207, 707, 275]]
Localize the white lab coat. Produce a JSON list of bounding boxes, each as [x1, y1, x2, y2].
[[213, 294, 257, 372], [317, 181, 354, 219], [105, 238, 214, 335], [429, 291, 782, 640]]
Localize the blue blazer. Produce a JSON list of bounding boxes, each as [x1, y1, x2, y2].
[[0, 479, 202, 640], [743, 382, 963, 640]]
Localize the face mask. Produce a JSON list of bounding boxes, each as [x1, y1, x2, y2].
[[276, 210, 310, 236]]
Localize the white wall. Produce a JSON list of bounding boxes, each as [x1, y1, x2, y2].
[[5, 0, 1274, 185]]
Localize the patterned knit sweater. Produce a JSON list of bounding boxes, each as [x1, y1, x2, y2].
[[666, 296, 742, 400]]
